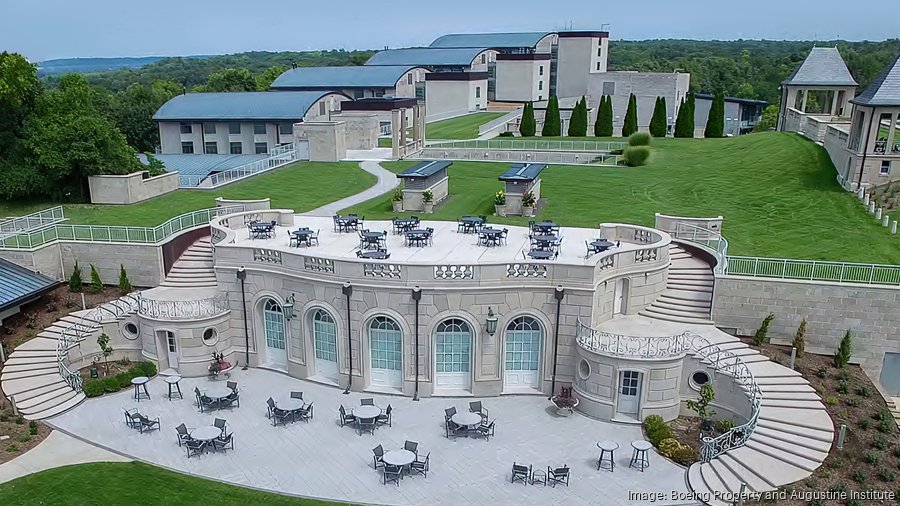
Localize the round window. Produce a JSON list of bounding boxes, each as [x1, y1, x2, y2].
[[578, 359, 591, 380], [690, 370, 711, 390], [122, 322, 139, 340], [202, 327, 218, 346]]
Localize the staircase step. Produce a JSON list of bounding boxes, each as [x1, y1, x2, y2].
[[657, 294, 711, 309], [700, 462, 731, 495], [3, 355, 58, 366], [15, 385, 76, 411], [170, 260, 213, 269], [716, 453, 774, 493], [639, 309, 713, 325], [751, 426, 833, 453], [744, 439, 823, 472], [745, 361, 803, 378], [0, 362, 58, 374], [9, 338, 60, 352], [5, 380, 67, 403], [1, 368, 60, 381], [639, 306, 713, 323], [650, 300, 711, 316], [663, 288, 712, 302], [667, 282, 713, 293], [758, 391, 821, 401], [24, 391, 86, 420], [668, 273, 715, 282], [1, 373, 66, 396], [60, 312, 100, 324], [758, 407, 834, 433], [760, 398, 824, 410], [753, 376, 810, 386], [725, 445, 811, 488], [755, 383, 817, 394]]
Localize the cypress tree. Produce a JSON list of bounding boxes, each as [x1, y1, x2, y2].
[[674, 93, 695, 138], [649, 97, 668, 137], [541, 96, 561, 137], [568, 96, 588, 137], [705, 92, 725, 138], [622, 93, 638, 137], [595, 95, 613, 137], [519, 102, 536, 137]]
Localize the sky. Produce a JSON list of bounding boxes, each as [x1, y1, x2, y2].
[[3, 0, 896, 62]]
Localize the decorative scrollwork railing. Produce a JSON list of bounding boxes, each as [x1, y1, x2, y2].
[[137, 292, 229, 320], [575, 320, 695, 359]]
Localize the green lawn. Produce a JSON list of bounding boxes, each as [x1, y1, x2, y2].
[[0, 162, 375, 227], [0, 462, 349, 505], [342, 133, 900, 263], [426, 112, 506, 140]]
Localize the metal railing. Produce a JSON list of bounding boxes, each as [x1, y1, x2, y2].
[[424, 138, 627, 152], [417, 148, 620, 166], [0, 206, 66, 239], [725, 256, 900, 286], [0, 206, 244, 250], [671, 222, 729, 274], [575, 321, 695, 359], [137, 292, 229, 320], [178, 145, 297, 188]]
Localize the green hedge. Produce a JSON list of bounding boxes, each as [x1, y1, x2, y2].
[[623, 146, 650, 167], [82, 361, 157, 398], [628, 132, 651, 146]]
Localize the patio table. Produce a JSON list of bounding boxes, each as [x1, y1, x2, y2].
[[460, 216, 484, 234], [451, 412, 482, 435], [393, 218, 418, 233], [478, 228, 503, 247], [533, 221, 557, 233], [131, 376, 150, 402], [277, 399, 304, 412], [249, 222, 274, 239], [383, 449, 416, 468], [353, 405, 382, 420], [191, 426, 222, 442], [335, 216, 359, 232], [527, 249, 554, 260], [405, 229, 431, 247], [291, 228, 312, 247], [590, 239, 614, 252], [359, 250, 389, 259], [164, 375, 183, 400], [204, 386, 233, 401]]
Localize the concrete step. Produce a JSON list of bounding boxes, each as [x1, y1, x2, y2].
[[14, 384, 76, 411], [58, 315, 101, 326], [668, 273, 715, 282], [169, 260, 213, 269], [44, 323, 97, 336], [690, 464, 732, 506], [0, 362, 58, 375], [669, 266, 713, 274], [755, 383, 817, 394], [663, 288, 712, 303], [744, 439, 823, 472], [752, 375, 810, 386], [758, 391, 821, 401], [1, 373, 66, 396], [3, 355, 58, 366], [5, 380, 68, 403], [650, 299, 711, 316], [656, 294, 711, 309], [716, 454, 772, 493], [725, 445, 811, 488], [161, 280, 218, 288], [667, 282, 713, 293], [700, 462, 731, 495], [759, 398, 824, 410], [9, 338, 60, 352], [24, 391, 86, 420], [59, 313, 100, 325], [166, 269, 216, 277], [757, 406, 833, 432], [639, 308, 714, 325], [751, 426, 832, 453], [1, 367, 60, 381], [745, 361, 803, 378]]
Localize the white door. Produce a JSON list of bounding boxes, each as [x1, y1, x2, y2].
[[618, 370, 641, 416], [165, 331, 179, 369], [613, 278, 627, 315], [312, 309, 339, 381], [434, 319, 472, 391], [369, 317, 403, 390], [263, 299, 287, 368], [504, 317, 541, 391]]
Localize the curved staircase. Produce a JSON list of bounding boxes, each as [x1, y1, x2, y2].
[[160, 237, 216, 288], [640, 244, 714, 324], [0, 295, 138, 420]]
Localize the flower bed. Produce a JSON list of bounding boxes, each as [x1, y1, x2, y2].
[[643, 415, 700, 466], [80, 361, 157, 398]]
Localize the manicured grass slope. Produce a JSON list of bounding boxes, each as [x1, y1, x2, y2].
[[0, 462, 348, 505], [343, 133, 900, 263], [425, 112, 506, 139], [0, 162, 375, 227]]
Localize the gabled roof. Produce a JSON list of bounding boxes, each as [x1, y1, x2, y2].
[[397, 160, 452, 179], [782, 47, 857, 86], [499, 163, 547, 181], [0, 259, 59, 313], [851, 55, 900, 106], [153, 91, 343, 121], [430, 32, 552, 49], [365, 48, 487, 67], [270, 65, 422, 90]]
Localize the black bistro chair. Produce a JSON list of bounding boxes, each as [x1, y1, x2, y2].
[[511, 463, 531, 485]]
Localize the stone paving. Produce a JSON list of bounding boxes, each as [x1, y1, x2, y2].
[[49, 369, 694, 505]]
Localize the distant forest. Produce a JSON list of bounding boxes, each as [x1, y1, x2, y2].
[[49, 39, 900, 104]]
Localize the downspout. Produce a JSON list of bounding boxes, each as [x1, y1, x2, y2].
[[342, 282, 353, 394], [411, 286, 422, 401], [856, 109, 875, 190], [236, 267, 249, 370], [549, 285, 565, 399]]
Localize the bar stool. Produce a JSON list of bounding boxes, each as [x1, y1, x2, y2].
[[630, 440, 652, 472], [131, 376, 150, 402], [597, 440, 619, 472], [165, 375, 183, 400]]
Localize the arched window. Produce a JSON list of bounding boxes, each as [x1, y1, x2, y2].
[[369, 317, 402, 375], [505, 316, 541, 373], [435, 319, 471, 373], [312, 309, 337, 362], [263, 299, 285, 351]]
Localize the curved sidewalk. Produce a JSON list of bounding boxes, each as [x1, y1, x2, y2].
[[304, 160, 397, 217], [0, 431, 130, 485]]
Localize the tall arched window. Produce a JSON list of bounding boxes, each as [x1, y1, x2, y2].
[[504, 316, 542, 390], [312, 309, 337, 363], [263, 299, 285, 351], [369, 316, 402, 389], [435, 319, 471, 374]]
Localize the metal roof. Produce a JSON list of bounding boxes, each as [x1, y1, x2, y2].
[[0, 259, 59, 313], [365, 48, 486, 67], [429, 32, 552, 49], [397, 160, 452, 178], [499, 163, 547, 181], [141, 153, 270, 178], [694, 93, 769, 106], [153, 91, 340, 121], [271, 65, 421, 90], [851, 55, 900, 106], [782, 47, 857, 86]]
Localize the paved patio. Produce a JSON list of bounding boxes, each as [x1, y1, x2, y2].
[[49, 369, 694, 505]]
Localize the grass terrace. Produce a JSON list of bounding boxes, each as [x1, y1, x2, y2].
[[426, 112, 506, 140], [342, 133, 900, 264], [0, 162, 374, 227]]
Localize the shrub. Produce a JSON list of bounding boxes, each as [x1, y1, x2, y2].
[[24, 312, 37, 329], [28, 420, 38, 435], [100, 377, 119, 393], [0, 413, 8, 423], [643, 415, 673, 446], [623, 146, 650, 167], [5, 444, 20, 452], [133, 361, 157, 377], [567, 96, 588, 137], [834, 329, 852, 368], [115, 372, 131, 389], [82, 380, 105, 397], [97, 333, 113, 375], [715, 419, 734, 433], [671, 445, 699, 466], [863, 451, 880, 465], [838, 380, 849, 394], [628, 132, 651, 146], [825, 396, 838, 405], [498, 131, 514, 137], [752, 313, 775, 346], [17, 434, 31, 443], [845, 397, 859, 407], [541, 96, 561, 136], [893, 446, 900, 459], [422, 189, 433, 204], [704, 92, 725, 138], [622, 93, 638, 137], [519, 102, 536, 137], [686, 384, 716, 419], [851, 469, 868, 483], [89, 264, 102, 293], [816, 367, 828, 378], [877, 466, 896, 481], [878, 409, 895, 434], [15, 416, 25, 425], [494, 190, 506, 206], [659, 438, 682, 457], [792, 318, 808, 357], [118, 264, 133, 294], [872, 434, 889, 450], [45, 300, 58, 313], [855, 386, 870, 398], [521, 191, 536, 208], [68, 261, 83, 292], [837, 369, 851, 382]]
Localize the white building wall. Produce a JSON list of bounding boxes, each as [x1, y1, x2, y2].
[[495, 60, 549, 102], [586, 71, 689, 136], [425, 79, 487, 120]]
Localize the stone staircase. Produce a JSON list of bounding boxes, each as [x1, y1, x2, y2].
[[0, 295, 138, 420], [160, 237, 216, 288], [685, 334, 833, 506], [639, 244, 715, 324]]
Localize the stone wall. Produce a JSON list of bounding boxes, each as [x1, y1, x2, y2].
[[294, 122, 347, 162], [88, 171, 179, 204], [712, 276, 900, 378], [402, 177, 448, 212], [59, 243, 164, 288]]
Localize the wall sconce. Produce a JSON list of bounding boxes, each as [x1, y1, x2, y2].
[[282, 293, 295, 321], [485, 307, 499, 336]]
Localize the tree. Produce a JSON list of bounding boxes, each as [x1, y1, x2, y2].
[[541, 96, 561, 137], [89, 264, 103, 293], [753, 104, 779, 132], [111, 81, 180, 152], [705, 92, 725, 138], [752, 313, 775, 346], [594, 96, 613, 137], [519, 102, 536, 137], [0, 52, 41, 158], [68, 261, 83, 292], [622, 93, 638, 137], [649, 96, 668, 137], [96, 333, 113, 375], [834, 330, 853, 368], [256, 66, 287, 90], [674, 93, 695, 138], [686, 384, 717, 428], [118, 264, 133, 294], [567, 96, 588, 137], [198, 68, 257, 92], [792, 318, 808, 357]]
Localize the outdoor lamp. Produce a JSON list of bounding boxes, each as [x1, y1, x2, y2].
[[485, 307, 499, 336], [282, 293, 295, 321]]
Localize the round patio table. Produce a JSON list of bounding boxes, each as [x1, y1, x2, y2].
[[361, 231, 386, 239], [590, 240, 614, 250], [204, 386, 233, 400], [597, 440, 619, 472], [383, 449, 416, 467], [359, 250, 389, 259], [527, 249, 554, 260], [451, 411, 482, 428], [479, 228, 503, 246], [191, 426, 222, 442], [353, 405, 381, 420], [131, 376, 150, 402], [532, 234, 557, 243], [278, 399, 304, 412], [164, 375, 183, 400]]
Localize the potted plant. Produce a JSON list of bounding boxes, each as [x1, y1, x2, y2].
[[391, 188, 403, 212], [686, 383, 716, 431], [521, 190, 536, 217], [422, 189, 434, 213], [494, 189, 507, 217], [550, 386, 579, 417]]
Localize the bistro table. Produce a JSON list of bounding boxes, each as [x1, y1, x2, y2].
[[597, 440, 619, 472], [451, 411, 482, 436], [359, 250, 389, 259], [531, 234, 558, 249], [277, 398, 304, 412], [589, 239, 615, 252], [291, 228, 312, 247], [393, 218, 418, 234], [249, 221, 275, 239], [131, 376, 150, 402], [460, 216, 484, 233], [335, 216, 359, 232], [204, 386, 233, 402], [353, 405, 382, 421], [191, 425, 222, 442], [383, 449, 416, 474], [405, 229, 431, 247], [533, 221, 557, 233], [164, 375, 183, 400], [478, 228, 503, 247], [527, 249, 555, 260]]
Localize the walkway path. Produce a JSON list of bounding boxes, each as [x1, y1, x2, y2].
[[304, 161, 398, 217], [0, 430, 130, 485]]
